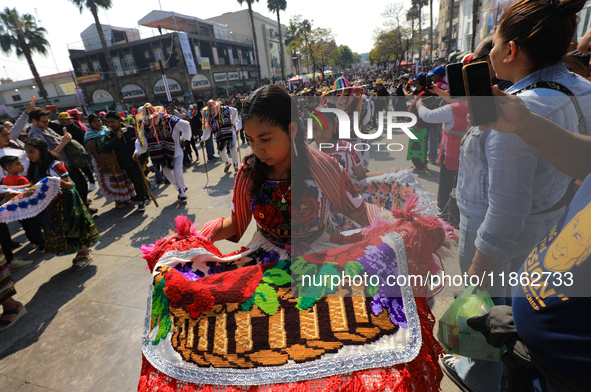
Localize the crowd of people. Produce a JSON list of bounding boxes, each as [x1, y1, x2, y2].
[[1, 0, 591, 390]]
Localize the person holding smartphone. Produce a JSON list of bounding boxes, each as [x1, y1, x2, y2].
[[440, 0, 591, 391]]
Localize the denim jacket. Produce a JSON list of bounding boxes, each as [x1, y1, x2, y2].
[[456, 64, 591, 258]]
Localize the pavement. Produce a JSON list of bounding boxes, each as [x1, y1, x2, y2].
[[0, 131, 461, 391]]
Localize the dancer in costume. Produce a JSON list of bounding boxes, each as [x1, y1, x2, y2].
[[323, 77, 373, 170], [25, 139, 100, 271], [84, 114, 136, 209], [201, 100, 241, 173], [134, 104, 192, 201], [138, 85, 452, 392]]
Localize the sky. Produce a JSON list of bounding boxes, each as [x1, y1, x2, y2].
[[0, 0, 424, 81]]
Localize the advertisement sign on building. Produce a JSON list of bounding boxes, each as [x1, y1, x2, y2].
[[177, 32, 197, 75], [228, 49, 234, 65], [212, 47, 220, 65], [33, 72, 72, 83], [249, 71, 259, 79], [153, 78, 183, 96], [77, 73, 102, 84], [227, 72, 239, 81], [92, 89, 114, 104], [213, 73, 227, 83], [237, 50, 243, 65], [200, 57, 211, 70], [191, 74, 212, 91], [121, 84, 147, 101], [75, 88, 85, 105]]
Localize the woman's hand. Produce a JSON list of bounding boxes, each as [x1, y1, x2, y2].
[[468, 250, 497, 289], [476, 86, 533, 134]]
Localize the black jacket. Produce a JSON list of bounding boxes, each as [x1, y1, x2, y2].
[[102, 126, 137, 168]]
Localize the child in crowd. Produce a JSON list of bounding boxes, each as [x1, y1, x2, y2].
[[0, 156, 29, 186]]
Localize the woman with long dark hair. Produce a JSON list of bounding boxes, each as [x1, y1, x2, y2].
[[442, 0, 591, 390], [25, 139, 99, 270]]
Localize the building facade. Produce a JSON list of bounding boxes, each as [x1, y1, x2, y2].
[[455, 0, 591, 55], [0, 72, 81, 118], [69, 11, 259, 111], [207, 9, 295, 81]]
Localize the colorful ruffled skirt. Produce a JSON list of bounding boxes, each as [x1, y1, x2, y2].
[[94, 153, 136, 202], [43, 188, 100, 255]]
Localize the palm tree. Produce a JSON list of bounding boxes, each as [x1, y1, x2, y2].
[[237, 0, 263, 85], [0, 7, 51, 105], [429, 0, 434, 65], [412, 0, 428, 66], [406, 6, 419, 63], [68, 0, 116, 82], [267, 0, 287, 80]]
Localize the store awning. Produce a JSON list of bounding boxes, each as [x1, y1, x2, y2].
[[87, 101, 115, 112]]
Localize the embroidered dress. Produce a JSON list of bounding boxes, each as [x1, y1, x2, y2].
[[34, 162, 100, 256], [84, 128, 136, 202], [0, 249, 15, 303], [138, 148, 449, 391], [310, 141, 438, 232]]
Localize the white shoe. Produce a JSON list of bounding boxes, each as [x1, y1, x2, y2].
[[88, 183, 96, 191], [9, 259, 34, 272]]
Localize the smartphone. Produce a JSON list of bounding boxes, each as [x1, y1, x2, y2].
[[446, 62, 466, 97], [462, 62, 497, 126], [426, 75, 433, 89]]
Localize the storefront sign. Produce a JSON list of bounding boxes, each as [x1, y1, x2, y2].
[[121, 84, 147, 100], [153, 78, 183, 96], [191, 74, 211, 91], [227, 72, 239, 81], [92, 89, 114, 104], [213, 73, 227, 83], [77, 73, 102, 84]]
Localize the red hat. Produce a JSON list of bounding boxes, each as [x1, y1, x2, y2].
[[67, 108, 83, 115], [131, 108, 137, 115]]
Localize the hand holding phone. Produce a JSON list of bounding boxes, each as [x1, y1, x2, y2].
[[462, 62, 497, 126], [446, 63, 466, 97]]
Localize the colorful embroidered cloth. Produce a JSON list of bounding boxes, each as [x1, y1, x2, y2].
[[141, 231, 425, 387], [355, 169, 439, 217], [0, 177, 61, 223]]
